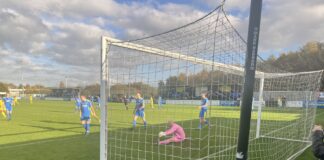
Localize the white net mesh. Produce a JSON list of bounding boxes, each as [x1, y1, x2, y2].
[[102, 4, 323, 160]]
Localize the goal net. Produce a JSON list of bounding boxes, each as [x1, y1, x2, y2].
[[100, 4, 323, 160]]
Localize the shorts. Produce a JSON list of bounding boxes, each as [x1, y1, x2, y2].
[[6, 107, 12, 112], [80, 116, 90, 121], [135, 110, 145, 118], [199, 107, 207, 118]]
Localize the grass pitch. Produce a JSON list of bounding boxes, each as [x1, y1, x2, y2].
[[0, 100, 321, 159]]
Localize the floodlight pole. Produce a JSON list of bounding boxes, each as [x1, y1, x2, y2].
[[100, 36, 109, 160], [65, 76, 68, 88], [236, 0, 263, 160]]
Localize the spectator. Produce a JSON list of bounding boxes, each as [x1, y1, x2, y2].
[[312, 125, 324, 159], [281, 96, 286, 107], [277, 96, 282, 107]]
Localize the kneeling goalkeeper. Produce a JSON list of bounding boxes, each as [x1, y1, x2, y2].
[[159, 121, 186, 145]]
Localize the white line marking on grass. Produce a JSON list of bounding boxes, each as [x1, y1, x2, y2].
[[264, 121, 299, 136], [196, 136, 259, 160], [287, 143, 312, 160], [197, 120, 310, 160], [261, 135, 311, 143]]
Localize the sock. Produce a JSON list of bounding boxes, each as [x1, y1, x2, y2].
[[133, 120, 136, 127], [144, 121, 147, 127], [83, 124, 87, 130], [198, 124, 202, 129], [205, 120, 209, 124], [86, 124, 90, 132]]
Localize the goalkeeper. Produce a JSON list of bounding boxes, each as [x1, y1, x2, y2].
[[159, 121, 186, 145]]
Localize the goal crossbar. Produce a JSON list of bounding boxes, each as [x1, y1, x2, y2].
[[104, 36, 257, 77], [103, 36, 322, 79]]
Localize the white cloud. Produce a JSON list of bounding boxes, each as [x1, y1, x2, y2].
[[0, 7, 49, 54], [200, 0, 250, 12], [257, 0, 324, 53], [103, 2, 206, 39], [0, 0, 323, 86], [212, 0, 324, 57]]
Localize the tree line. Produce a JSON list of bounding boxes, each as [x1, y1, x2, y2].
[[1, 41, 323, 96], [109, 41, 324, 99]]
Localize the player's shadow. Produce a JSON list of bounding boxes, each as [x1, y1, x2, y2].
[[0, 124, 81, 137], [0, 133, 100, 160], [39, 120, 100, 126], [20, 124, 82, 134], [48, 110, 73, 113]]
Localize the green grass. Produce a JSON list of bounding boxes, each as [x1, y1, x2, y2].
[[295, 108, 324, 160], [0, 100, 321, 159]]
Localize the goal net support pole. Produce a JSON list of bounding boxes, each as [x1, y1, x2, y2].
[[236, 0, 263, 160]]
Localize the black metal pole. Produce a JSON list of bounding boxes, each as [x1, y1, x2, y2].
[[236, 0, 263, 160]]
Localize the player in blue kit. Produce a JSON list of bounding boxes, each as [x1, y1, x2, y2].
[[96, 96, 100, 110], [3, 94, 13, 121], [198, 93, 209, 129], [75, 97, 81, 112], [132, 92, 147, 128], [80, 95, 97, 135]]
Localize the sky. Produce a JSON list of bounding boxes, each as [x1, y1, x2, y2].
[[0, 0, 323, 87]]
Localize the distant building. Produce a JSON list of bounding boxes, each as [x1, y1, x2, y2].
[[47, 88, 80, 100], [195, 86, 208, 97], [320, 42, 324, 51], [8, 88, 25, 97], [305, 41, 320, 53]]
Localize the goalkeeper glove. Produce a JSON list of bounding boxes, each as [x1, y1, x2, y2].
[[159, 132, 166, 137]]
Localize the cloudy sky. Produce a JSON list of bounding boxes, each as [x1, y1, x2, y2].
[[0, 0, 323, 87]]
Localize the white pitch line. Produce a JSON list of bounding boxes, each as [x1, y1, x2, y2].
[[261, 135, 311, 143], [196, 136, 260, 160], [198, 120, 311, 159], [287, 143, 312, 160], [264, 121, 299, 136]]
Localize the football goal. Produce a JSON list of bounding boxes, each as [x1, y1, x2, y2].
[[99, 1, 323, 160]]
